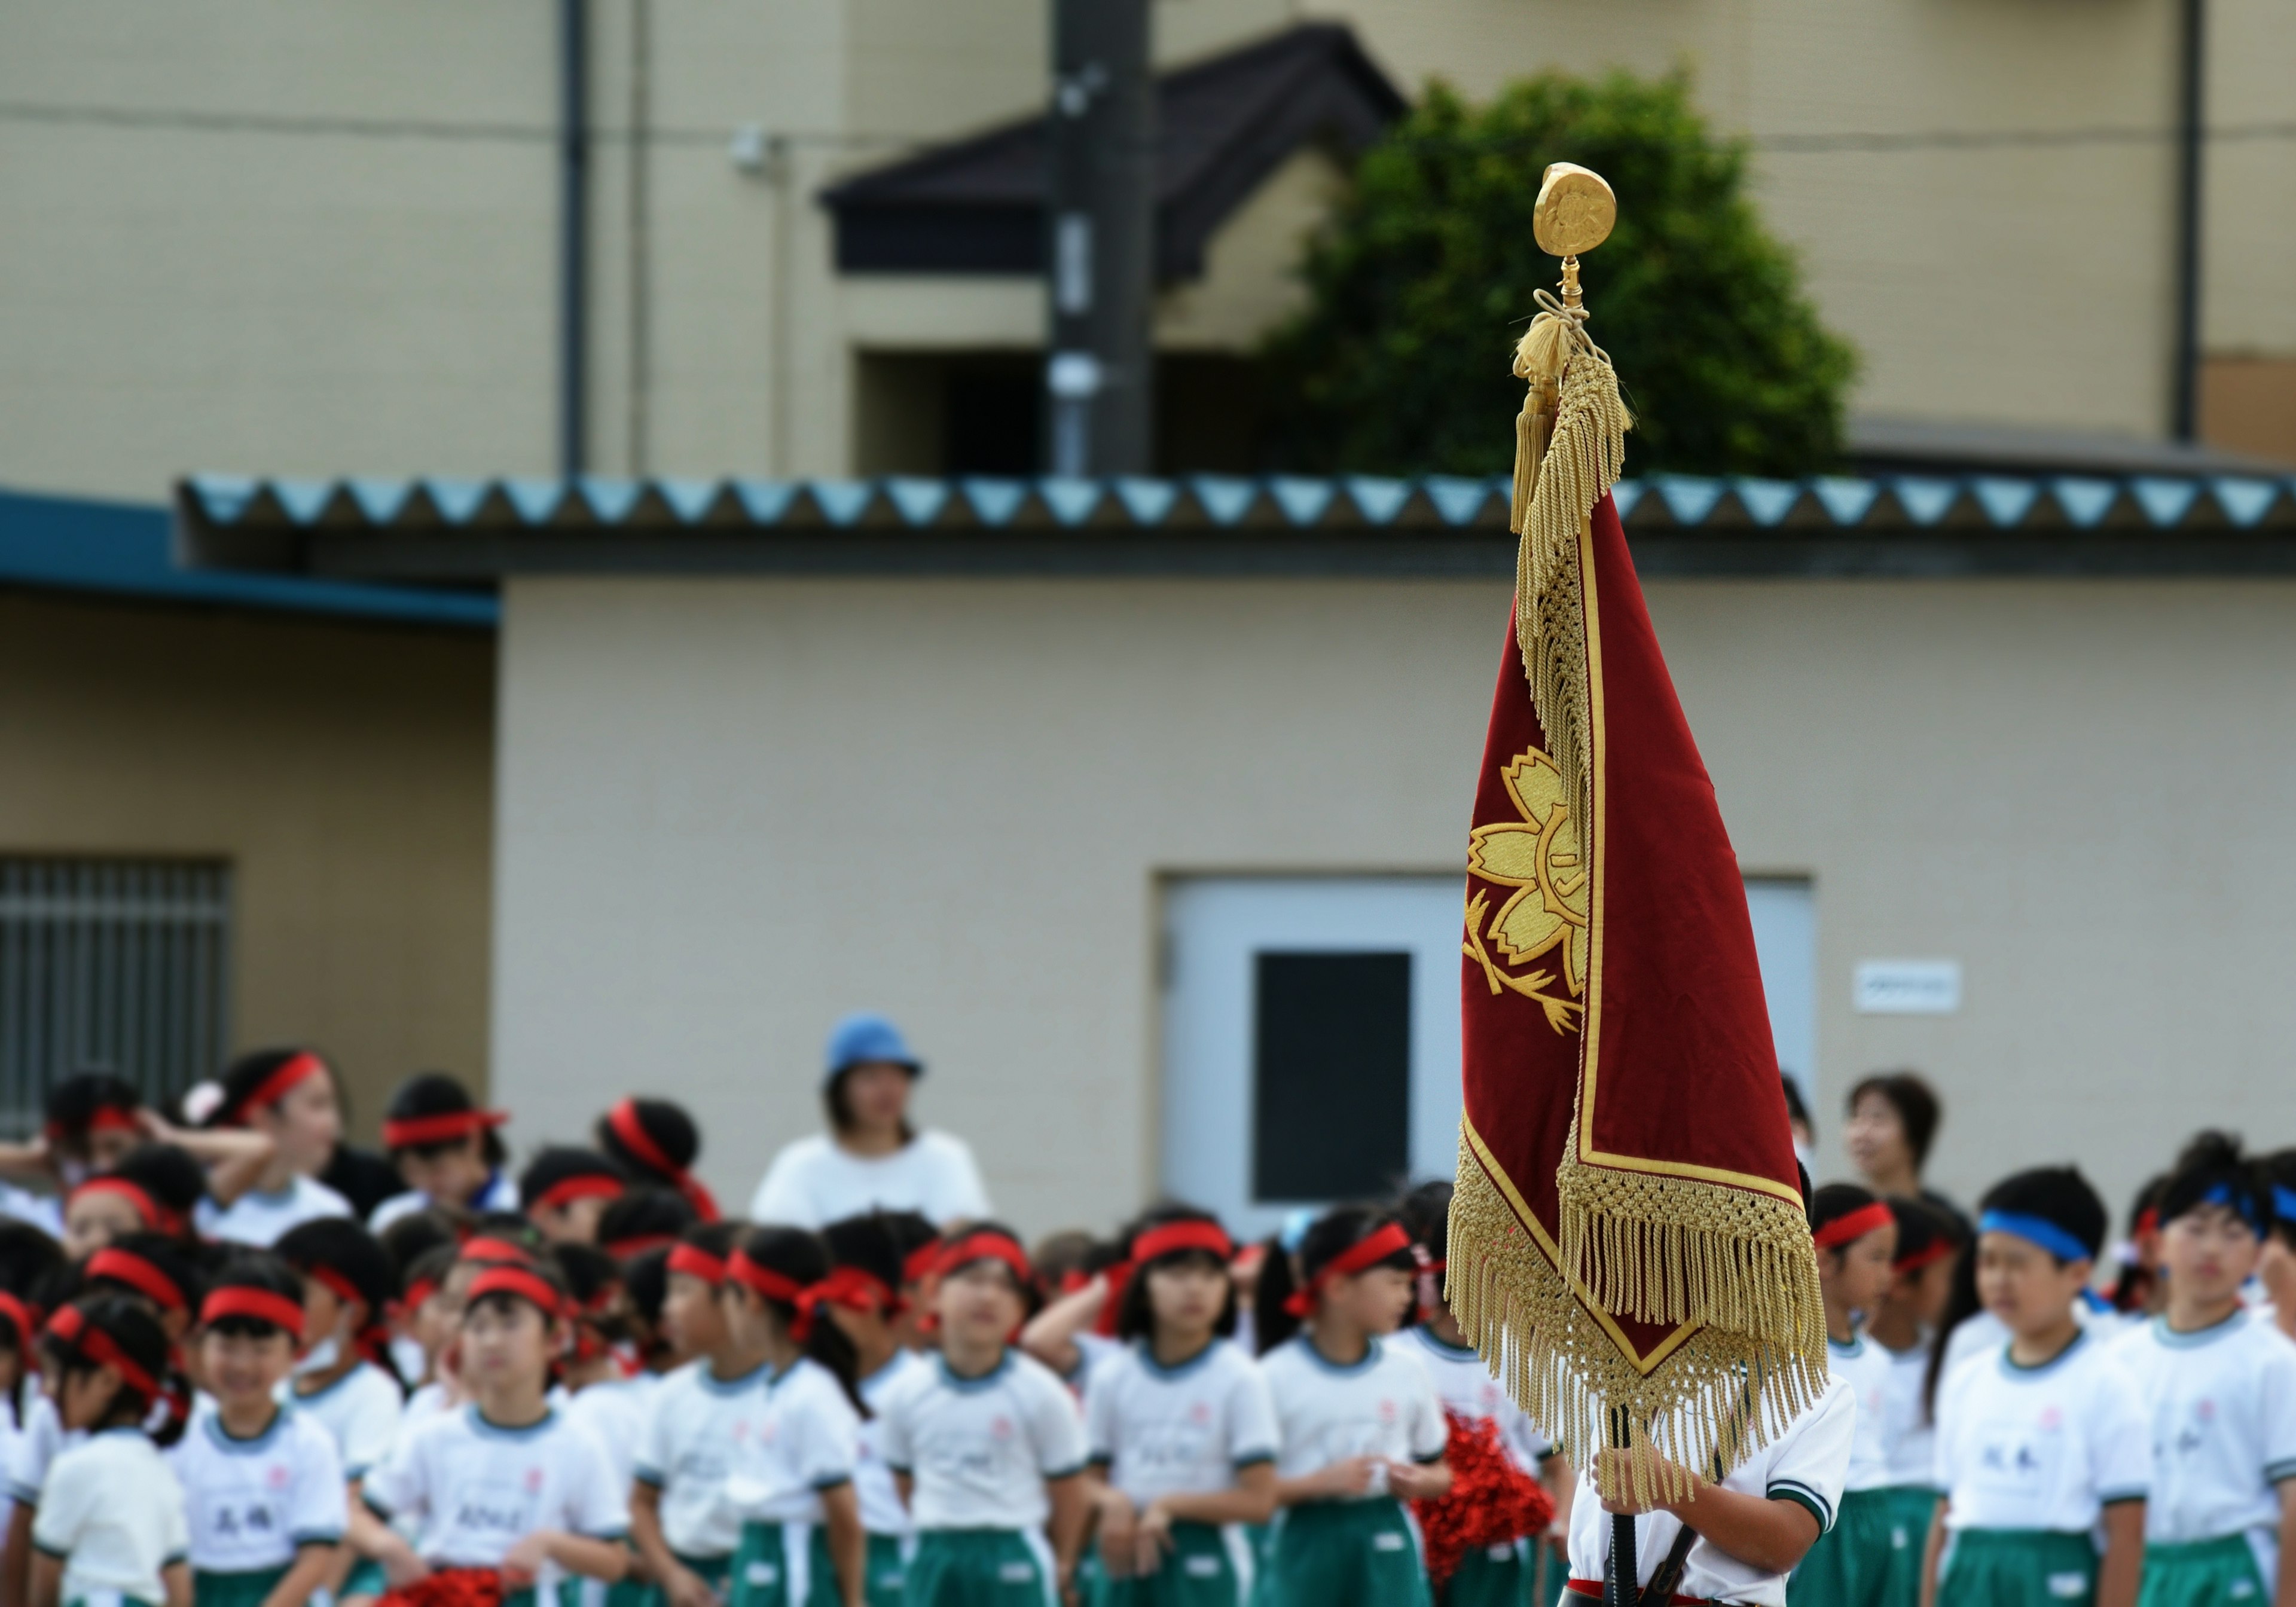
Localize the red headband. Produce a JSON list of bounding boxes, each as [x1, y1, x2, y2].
[[459, 1237, 536, 1266], [1813, 1201, 1896, 1251], [1090, 1262, 1135, 1338], [936, 1232, 1032, 1285], [814, 1265, 899, 1317], [71, 1177, 180, 1236], [529, 1174, 625, 1216], [726, 1252, 822, 1340], [87, 1248, 187, 1313], [604, 1232, 678, 1260], [666, 1244, 726, 1285], [1893, 1237, 1957, 1275], [902, 1239, 943, 1285], [381, 1108, 506, 1151], [228, 1053, 326, 1125], [0, 1293, 43, 1349], [1285, 1222, 1412, 1316], [401, 1276, 441, 1314], [201, 1287, 306, 1339], [45, 1306, 160, 1397], [301, 1263, 367, 1311], [46, 1107, 142, 1144], [467, 1264, 565, 1318], [607, 1100, 720, 1222], [1132, 1222, 1235, 1266], [2134, 1206, 2161, 1241]]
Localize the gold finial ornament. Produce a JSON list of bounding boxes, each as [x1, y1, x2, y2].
[[1532, 163, 1616, 310]]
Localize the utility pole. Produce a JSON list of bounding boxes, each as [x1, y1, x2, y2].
[[1044, 0, 1155, 476], [2170, 0, 2206, 441]]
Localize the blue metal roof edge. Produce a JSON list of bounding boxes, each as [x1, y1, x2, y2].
[[4, 485, 496, 627]]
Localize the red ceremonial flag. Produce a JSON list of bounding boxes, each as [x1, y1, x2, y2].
[[1449, 239, 1823, 1507]]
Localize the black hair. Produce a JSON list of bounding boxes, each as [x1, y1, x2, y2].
[[383, 1073, 505, 1165], [466, 1256, 572, 1328], [879, 1212, 940, 1283], [378, 1210, 462, 1278], [623, 1246, 671, 1327], [728, 1226, 868, 1414], [1029, 1230, 1103, 1294], [934, 1220, 1042, 1318], [1809, 1182, 1885, 1264], [275, 1217, 404, 1386], [820, 1213, 906, 1293], [2261, 1150, 2296, 1252], [104, 1143, 210, 1230], [551, 1242, 638, 1353], [519, 1147, 628, 1214], [1251, 1235, 1299, 1355], [44, 1071, 144, 1150], [2158, 1131, 2269, 1235], [402, 1242, 461, 1296], [1780, 1074, 1812, 1137], [1984, 1166, 2107, 1263], [1846, 1071, 1943, 1169], [43, 1294, 182, 1444], [822, 1066, 917, 1144], [86, 1230, 207, 1319], [676, 1220, 747, 1263], [1299, 1206, 1415, 1285], [201, 1254, 307, 1342], [598, 1188, 698, 1258], [468, 1211, 548, 1253], [1396, 1180, 1453, 1265], [594, 1099, 702, 1186], [1113, 1205, 1238, 1343], [1887, 1194, 1963, 1272], [0, 1222, 63, 1309], [207, 1047, 330, 1129]]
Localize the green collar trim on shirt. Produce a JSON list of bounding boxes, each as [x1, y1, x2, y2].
[[1999, 1328, 2087, 1377], [291, 1360, 376, 1404], [1296, 1334, 1382, 1377], [936, 1351, 1012, 1393], [1408, 1327, 1482, 1362], [1828, 1333, 1866, 1359], [698, 1358, 774, 1397], [465, 1404, 557, 1441], [1135, 1338, 1218, 1380], [204, 1406, 287, 1454], [2151, 1308, 2247, 1348]]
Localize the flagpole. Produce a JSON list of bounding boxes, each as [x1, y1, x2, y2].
[[1605, 1411, 1636, 1607]]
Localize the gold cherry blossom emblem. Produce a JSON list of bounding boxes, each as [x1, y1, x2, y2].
[[1463, 746, 1587, 1034]]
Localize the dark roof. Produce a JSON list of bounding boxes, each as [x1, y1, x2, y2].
[[176, 471, 2296, 582], [1849, 416, 2294, 479], [821, 23, 1406, 281], [1, 484, 494, 627]]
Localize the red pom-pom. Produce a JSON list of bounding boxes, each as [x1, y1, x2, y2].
[[376, 1567, 507, 1607], [1412, 1409, 1558, 1587]]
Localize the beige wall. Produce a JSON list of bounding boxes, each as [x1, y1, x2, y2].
[[0, 590, 497, 1136], [490, 570, 2296, 1235]]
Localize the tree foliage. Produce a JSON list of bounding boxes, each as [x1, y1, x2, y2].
[[1260, 72, 1857, 478]]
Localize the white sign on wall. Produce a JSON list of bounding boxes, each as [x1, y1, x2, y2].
[[1854, 959, 1962, 1015]]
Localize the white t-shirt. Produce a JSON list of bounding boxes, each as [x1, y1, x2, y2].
[[747, 1132, 990, 1230], [369, 1171, 520, 1233], [1400, 1326, 1550, 1473], [2111, 1309, 2296, 1578], [635, 1358, 775, 1557], [564, 1376, 653, 1493], [855, 1352, 925, 1538], [8, 1393, 75, 1508], [1941, 1300, 2117, 1386], [1083, 1339, 1278, 1508], [1260, 1334, 1447, 1483], [194, 1175, 352, 1247], [1932, 1328, 2150, 1532], [167, 1406, 347, 1572], [365, 1404, 628, 1569], [0, 1184, 63, 1238], [724, 1359, 862, 1526], [32, 1427, 189, 1605], [877, 1349, 1088, 1531], [1567, 1379, 1857, 1607], [1830, 1333, 1895, 1493], [282, 1361, 404, 1481], [1876, 1337, 1938, 1486]]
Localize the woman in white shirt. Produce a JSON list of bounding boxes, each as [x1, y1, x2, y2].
[[748, 1015, 990, 1231]]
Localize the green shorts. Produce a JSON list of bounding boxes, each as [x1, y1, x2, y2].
[[731, 1522, 859, 1607], [1792, 1486, 1925, 1607], [2139, 1535, 2269, 1607], [1090, 1522, 1248, 1607], [557, 1565, 657, 1607], [905, 1529, 1058, 1607], [1440, 1539, 1525, 1607], [1263, 1500, 1430, 1607], [1940, 1527, 2099, 1607], [194, 1566, 290, 1607], [340, 1559, 389, 1601]]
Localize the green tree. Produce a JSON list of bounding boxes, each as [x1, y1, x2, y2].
[[1261, 71, 1856, 478]]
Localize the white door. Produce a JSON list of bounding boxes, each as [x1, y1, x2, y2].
[[1159, 876, 1465, 1241], [1744, 877, 1817, 1111]]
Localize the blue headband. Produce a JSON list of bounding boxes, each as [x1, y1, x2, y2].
[[2276, 1187, 2296, 1229], [1979, 1209, 2093, 1265], [2195, 1181, 2270, 1233]]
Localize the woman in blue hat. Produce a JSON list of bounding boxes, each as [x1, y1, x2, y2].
[[747, 1013, 994, 1230]]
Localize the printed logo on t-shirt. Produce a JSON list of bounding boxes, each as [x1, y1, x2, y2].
[[1188, 1401, 1213, 1426], [1377, 1399, 1397, 1425], [267, 1462, 292, 1490], [990, 1415, 1015, 1442]]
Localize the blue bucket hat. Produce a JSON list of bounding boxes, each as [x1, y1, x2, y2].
[[824, 1012, 923, 1087]]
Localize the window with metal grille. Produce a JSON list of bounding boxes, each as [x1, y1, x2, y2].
[[0, 857, 233, 1129]]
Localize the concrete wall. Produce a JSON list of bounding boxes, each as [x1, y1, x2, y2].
[[490, 571, 2296, 1233], [0, 590, 496, 1136], [6, 0, 2290, 505]]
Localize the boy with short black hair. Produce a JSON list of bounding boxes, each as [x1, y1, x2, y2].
[[2110, 1133, 2296, 1607], [1924, 1166, 2148, 1607]]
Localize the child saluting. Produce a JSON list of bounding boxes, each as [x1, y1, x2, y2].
[[2109, 1134, 2296, 1607], [1925, 1166, 2150, 1607]]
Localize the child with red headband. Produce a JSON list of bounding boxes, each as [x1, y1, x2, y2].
[[62, 1145, 215, 1263], [165, 1255, 348, 1607], [1080, 1205, 1277, 1607], [545, 1245, 655, 1607], [630, 1224, 759, 1607], [819, 1215, 926, 1606], [517, 1152, 628, 1248], [877, 1224, 1090, 1606], [593, 1102, 718, 1226], [0, 1074, 142, 1237], [0, 1228, 67, 1607], [196, 1050, 356, 1247], [351, 1259, 629, 1606], [28, 1296, 189, 1607], [717, 1226, 868, 1607], [1785, 1184, 1901, 1607], [1863, 1198, 1964, 1607], [1259, 1207, 1448, 1607], [369, 1076, 518, 1233]]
